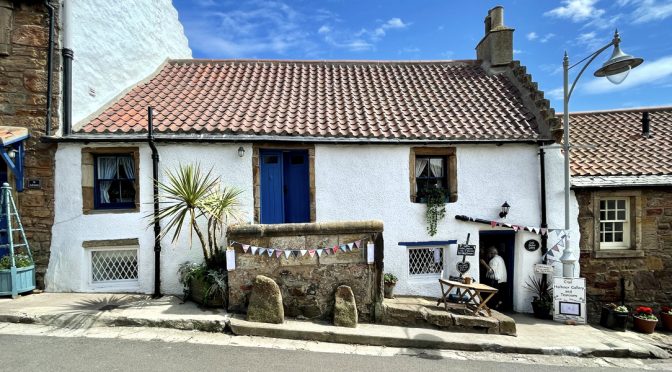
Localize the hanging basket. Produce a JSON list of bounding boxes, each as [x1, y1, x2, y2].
[[0, 265, 36, 296]]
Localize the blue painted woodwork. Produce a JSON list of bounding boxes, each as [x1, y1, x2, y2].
[[398, 240, 457, 246], [0, 182, 35, 298], [0, 162, 7, 257], [259, 149, 310, 224], [93, 154, 136, 210], [283, 151, 310, 223], [260, 150, 285, 224], [0, 141, 25, 192]]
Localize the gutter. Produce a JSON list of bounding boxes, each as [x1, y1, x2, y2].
[[43, 0, 54, 136], [147, 107, 162, 298]]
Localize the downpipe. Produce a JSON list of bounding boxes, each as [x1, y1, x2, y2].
[[148, 107, 162, 298], [43, 0, 54, 136]]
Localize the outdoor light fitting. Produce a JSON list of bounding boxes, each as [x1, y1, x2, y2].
[[499, 201, 510, 219], [593, 31, 643, 85], [237, 146, 245, 158]]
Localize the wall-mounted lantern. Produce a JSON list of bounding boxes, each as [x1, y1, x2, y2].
[[237, 146, 245, 158], [499, 201, 510, 219]]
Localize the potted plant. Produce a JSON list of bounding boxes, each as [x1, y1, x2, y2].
[[600, 303, 629, 331], [152, 164, 243, 307], [383, 273, 398, 299], [524, 275, 553, 319], [0, 254, 35, 296], [424, 187, 447, 237], [660, 306, 672, 331], [632, 306, 658, 334]]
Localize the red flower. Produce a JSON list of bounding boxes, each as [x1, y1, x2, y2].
[[635, 306, 653, 315], [662, 306, 672, 313]]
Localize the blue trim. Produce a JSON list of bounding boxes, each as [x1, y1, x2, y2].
[[93, 154, 136, 210], [398, 240, 457, 247], [0, 141, 25, 192]]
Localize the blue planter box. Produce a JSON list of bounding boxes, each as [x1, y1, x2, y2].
[[0, 265, 36, 297]]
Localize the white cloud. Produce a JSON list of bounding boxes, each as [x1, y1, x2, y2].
[[527, 32, 538, 41], [544, 0, 605, 22], [583, 55, 672, 93], [513, 49, 524, 55], [619, 0, 672, 23], [528, 32, 555, 43], [547, 87, 564, 100], [318, 25, 331, 34], [371, 17, 410, 39], [575, 31, 608, 50], [320, 17, 410, 52]]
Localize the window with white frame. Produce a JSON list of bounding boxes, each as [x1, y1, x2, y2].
[[89, 247, 139, 285], [599, 198, 630, 249], [408, 247, 444, 276]]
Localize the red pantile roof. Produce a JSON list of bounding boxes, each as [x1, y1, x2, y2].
[[77, 59, 544, 141], [569, 107, 672, 177]]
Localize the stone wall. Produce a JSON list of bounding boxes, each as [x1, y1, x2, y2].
[[0, 0, 61, 288], [578, 188, 672, 321], [227, 221, 384, 322]]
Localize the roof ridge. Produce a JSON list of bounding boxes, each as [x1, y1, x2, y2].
[[568, 105, 672, 115], [167, 58, 478, 65]]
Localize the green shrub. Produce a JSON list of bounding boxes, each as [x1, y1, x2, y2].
[[0, 255, 33, 270]]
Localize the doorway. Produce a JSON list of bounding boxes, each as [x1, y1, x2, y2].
[[479, 230, 515, 312], [259, 149, 310, 224]]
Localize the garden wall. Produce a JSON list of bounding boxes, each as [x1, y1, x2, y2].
[[227, 220, 384, 322]]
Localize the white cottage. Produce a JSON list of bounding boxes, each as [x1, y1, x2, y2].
[[45, 7, 579, 313]]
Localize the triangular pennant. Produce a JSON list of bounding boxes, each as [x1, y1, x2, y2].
[[552, 245, 560, 252], [284, 250, 292, 259], [300, 249, 307, 257], [503, 223, 512, 228], [547, 250, 555, 257], [308, 249, 316, 257], [258, 248, 266, 255], [317, 249, 324, 256], [490, 221, 497, 228], [251, 246, 258, 255], [347, 243, 354, 250], [540, 228, 548, 235], [354, 240, 361, 249], [276, 250, 283, 258], [242, 244, 250, 253], [267, 248, 274, 257], [340, 244, 347, 252], [332, 245, 339, 254]]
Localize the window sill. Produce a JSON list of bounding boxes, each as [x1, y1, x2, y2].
[[84, 208, 139, 215], [593, 249, 644, 259]]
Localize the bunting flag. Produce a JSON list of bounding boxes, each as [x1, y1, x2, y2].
[[347, 243, 354, 250], [258, 247, 266, 255], [300, 249, 307, 257], [230, 239, 364, 261], [308, 249, 316, 257], [547, 250, 555, 257], [267, 248, 275, 257], [317, 249, 324, 256], [552, 245, 560, 252], [276, 250, 283, 258], [340, 244, 347, 252], [490, 221, 498, 228], [284, 250, 292, 259], [512, 225, 519, 231], [557, 239, 565, 248], [242, 244, 250, 253], [251, 246, 258, 255], [540, 228, 548, 235], [354, 240, 361, 249]]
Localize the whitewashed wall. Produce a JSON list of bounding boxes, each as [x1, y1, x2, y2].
[[47, 142, 578, 313], [68, 0, 191, 126]]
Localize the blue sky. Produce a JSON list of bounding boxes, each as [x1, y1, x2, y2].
[[173, 0, 672, 112]]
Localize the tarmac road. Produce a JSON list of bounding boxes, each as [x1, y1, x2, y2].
[[0, 334, 645, 372]]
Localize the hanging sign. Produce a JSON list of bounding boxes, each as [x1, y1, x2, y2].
[[524, 239, 540, 252], [456, 261, 470, 274], [553, 277, 586, 324], [456, 244, 476, 256]]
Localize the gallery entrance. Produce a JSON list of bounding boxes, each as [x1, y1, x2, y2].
[[479, 230, 515, 312]]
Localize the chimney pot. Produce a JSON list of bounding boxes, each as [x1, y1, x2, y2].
[[489, 6, 504, 30], [642, 111, 651, 138]]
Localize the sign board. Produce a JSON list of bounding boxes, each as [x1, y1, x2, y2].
[[27, 179, 41, 189], [456, 261, 470, 274], [553, 277, 586, 324], [534, 263, 555, 275], [456, 244, 476, 256], [524, 239, 540, 252]]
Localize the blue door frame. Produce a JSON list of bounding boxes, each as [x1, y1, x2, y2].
[[260, 149, 310, 224]]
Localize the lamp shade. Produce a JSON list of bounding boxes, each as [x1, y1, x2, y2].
[[594, 43, 643, 80]]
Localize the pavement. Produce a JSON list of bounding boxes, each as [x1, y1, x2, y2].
[[0, 292, 670, 360]]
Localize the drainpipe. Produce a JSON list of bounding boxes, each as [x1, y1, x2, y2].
[[61, 0, 73, 136], [539, 147, 549, 288], [148, 107, 162, 298], [43, 0, 54, 136]]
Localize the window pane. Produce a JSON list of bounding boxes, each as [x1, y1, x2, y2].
[[600, 210, 606, 220], [429, 158, 443, 177], [605, 223, 613, 232], [607, 200, 615, 209], [617, 210, 626, 220], [614, 222, 623, 232], [600, 200, 605, 209], [614, 232, 623, 242], [607, 211, 615, 220], [119, 180, 136, 203], [617, 199, 626, 209], [107, 180, 121, 203], [117, 156, 134, 179], [604, 232, 613, 242], [265, 155, 279, 164], [290, 155, 304, 165]]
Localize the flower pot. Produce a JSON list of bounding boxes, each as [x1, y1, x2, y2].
[[189, 276, 225, 307], [661, 312, 672, 331], [531, 300, 553, 320], [0, 265, 36, 296], [384, 282, 396, 299], [633, 316, 658, 334], [600, 307, 629, 331]]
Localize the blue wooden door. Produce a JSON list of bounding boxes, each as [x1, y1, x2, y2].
[[283, 151, 310, 223], [260, 150, 285, 224], [259, 149, 310, 224]]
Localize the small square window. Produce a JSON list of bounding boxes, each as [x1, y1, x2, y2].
[[408, 247, 444, 276], [94, 154, 136, 209], [410, 147, 456, 204]]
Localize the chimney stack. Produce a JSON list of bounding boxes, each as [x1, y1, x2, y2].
[[476, 6, 514, 67], [642, 111, 651, 138]]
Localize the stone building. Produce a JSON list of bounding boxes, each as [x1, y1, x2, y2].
[[571, 107, 672, 321], [44, 7, 579, 315], [0, 0, 190, 287]]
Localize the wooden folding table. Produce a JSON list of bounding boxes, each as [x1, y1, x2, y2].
[[436, 279, 498, 316]]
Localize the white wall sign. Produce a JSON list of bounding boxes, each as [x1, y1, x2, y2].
[[534, 263, 554, 274], [553, 277, 586, 324]]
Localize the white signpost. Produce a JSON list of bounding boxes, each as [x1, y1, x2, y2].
[[552, 277, 586, 324]]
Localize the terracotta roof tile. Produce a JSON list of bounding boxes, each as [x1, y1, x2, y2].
[[78, 59, 542, 140], [569, 107, 672, 177]]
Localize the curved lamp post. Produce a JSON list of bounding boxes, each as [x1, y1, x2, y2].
[[559, 30, 643, 277]]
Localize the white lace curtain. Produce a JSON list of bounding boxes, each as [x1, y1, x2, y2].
[[119, 157, 134, 179], [97, 157, 118, 204]]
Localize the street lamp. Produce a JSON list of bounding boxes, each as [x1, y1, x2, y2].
[[559, 30, 643, 278]]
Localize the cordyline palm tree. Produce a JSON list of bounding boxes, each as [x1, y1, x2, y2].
[[152, 164, 243, 267]]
